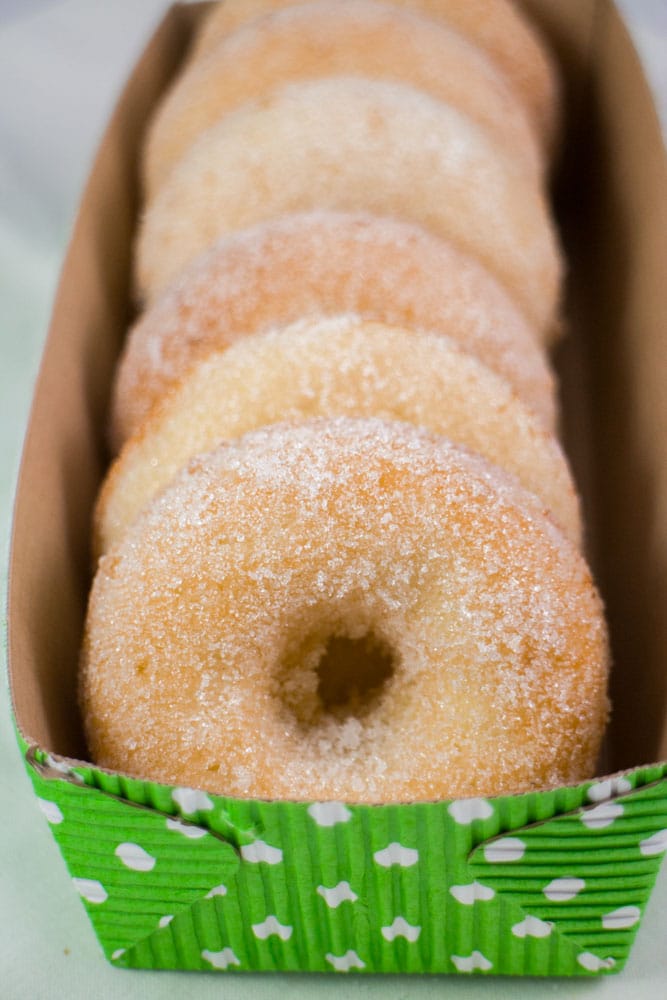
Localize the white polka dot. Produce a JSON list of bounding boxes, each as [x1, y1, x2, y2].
[[36, 798, 63, 824], [581, 802, 624, 829], [601, 905, 641, 930], [166, 818, 208, 839], [640, 829, 667, 856], [543, 877, 585, 902], [240, 840, 283, 864], [448, 799, 494, 824], [577, 952, 616, 972], [512, 915, 553, 939], [158, 914, 174, 928], [483, 837, 526, 863], [251, 915, 293, 941], [44, 754, 84, 782], [373, 843, 419, 868], [111, 948, 125, 961], [451, 951, 492, 972], [449, 881, 495, 905], [307, 802, 352, 827], [206, 884, 228, 899], [317, 882, 358, 908], [172, 787, 214, 814], [325, 950, 365, 971], [44, 754, 70, 774], [115, 842, 156, 872], [587, 777, 632, 802], [202, 947, 240, 970], [73, 877, 107, 904], [381, 917, 421, 942]]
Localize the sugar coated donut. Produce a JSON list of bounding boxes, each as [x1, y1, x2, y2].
[[135, 77, 563, 333], [96, 316, 581, 556], [144, 0, 542, 197], [116, 212, 557, 448], [190, 0, 559, 153], [81, 418, 609, 802]]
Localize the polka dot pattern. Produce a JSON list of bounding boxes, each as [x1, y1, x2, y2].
[[640, 829, 667, 856], [22, 745, 667, 976], [601, 906, 641, 930], [580, 801, 624, 829], [308, 802, 352, 827], [251, 916, 293, 941], [543, 877, 585, 902], [483, 837, 526, 862], [577, 952, 615, 972], [511, 915, 553, 938], [326, 950, 365, 972], [373, 843, 419, 868], [165, 817, 209, 838], [36, 798, 63, 824], [448, 799, 494, 824], [450, 881, 495, 905], [202, 947, 240, 970], [240, 840, 283, 864], [317, 882, 358, 908], [172, 787, 214, 814], [451, 950, 493, 972], [205, 884, 228, 899], [381, 917, 421, 942], [114, 842, 156, 872], [73, 877, 108, 904]]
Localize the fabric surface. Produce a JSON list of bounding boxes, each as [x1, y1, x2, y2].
[[1, 1, 666, 997]]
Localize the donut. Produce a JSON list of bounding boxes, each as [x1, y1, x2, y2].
[[143, 0, 542, 197], [115, 212, 558, 449], [189, 0, 559, 154], [96, 316, 581, 556], [81, 418, 609, 802], [134, 77, 563, 334]]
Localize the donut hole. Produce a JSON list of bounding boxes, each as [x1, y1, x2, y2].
[[315, 632, 395, 715], [277, 626, 397, 726]]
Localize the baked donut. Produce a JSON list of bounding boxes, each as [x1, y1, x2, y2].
[[81, 418, 609, 802], [144, 0, 542, 197], [115, 212, 558, 448], [190, 0, 559, 154], [135, 77, 563, 334], [96, 316, 581, 556]]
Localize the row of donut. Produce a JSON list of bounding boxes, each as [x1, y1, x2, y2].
[[105, 0, 569, 550], [80, 0, 610, 802]]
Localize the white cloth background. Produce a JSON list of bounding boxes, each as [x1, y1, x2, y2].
[[1, 2, 666, 997]]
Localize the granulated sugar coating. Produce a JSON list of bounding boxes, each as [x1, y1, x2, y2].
[[190, 0, 559, 154], [81, 417, 609, 802], [97, 317, 581, 556], [135, 77, 562, 331], [113, 212, 557, 448], [143, 0, 542, 198]]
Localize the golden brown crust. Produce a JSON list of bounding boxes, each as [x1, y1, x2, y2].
[[190, 0, 560, 153], [82, 418, 608, 802], [143, 0, 542, 198], [134, 79, 563, 325], [115, 212, 558, 449], [96, 317, 580, 556]]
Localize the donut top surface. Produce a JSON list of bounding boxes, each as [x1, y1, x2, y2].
[[82, 418, 609, 803], [97, 316, 580, 557], [115, 211, 557, 448], [143, 0, 542, 197], [190, 0, 560, 152], [135, 77, 562, 331]]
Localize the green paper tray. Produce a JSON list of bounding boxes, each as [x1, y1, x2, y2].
[[21, 737, 667, 976]]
